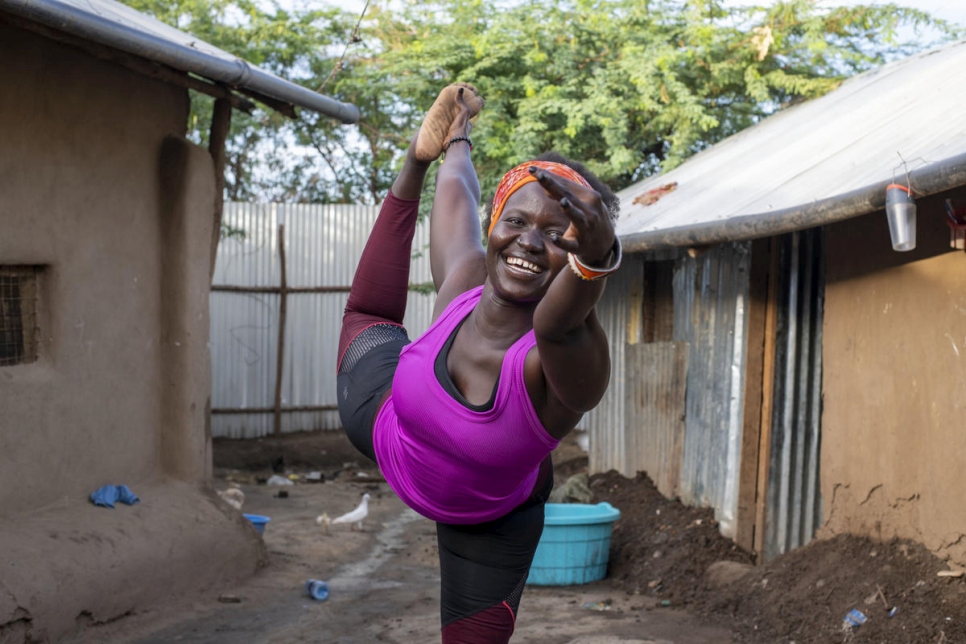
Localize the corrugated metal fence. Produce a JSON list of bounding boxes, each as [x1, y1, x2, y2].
[[209, 202, 435, 439]]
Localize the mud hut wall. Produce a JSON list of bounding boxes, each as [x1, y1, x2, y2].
[[821, 189, 966, 563], [0, 25, 203, 516]]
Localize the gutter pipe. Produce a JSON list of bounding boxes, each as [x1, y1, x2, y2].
[[621, 149, 966, 252], [1, 0, 360, 123]]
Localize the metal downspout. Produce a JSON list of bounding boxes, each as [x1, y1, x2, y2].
[[1, 0, 360, 123]]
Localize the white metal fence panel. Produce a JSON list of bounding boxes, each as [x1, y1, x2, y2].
[[210, 202, 435, 439]]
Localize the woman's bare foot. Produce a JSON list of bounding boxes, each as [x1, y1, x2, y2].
[[414, 83, 484, 163]]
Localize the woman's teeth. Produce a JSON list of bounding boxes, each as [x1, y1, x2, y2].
[[505, 257, 541, 273]]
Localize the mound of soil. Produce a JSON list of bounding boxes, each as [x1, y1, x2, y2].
[[588, 469, 966, 644], [589, 470, 754, 605]]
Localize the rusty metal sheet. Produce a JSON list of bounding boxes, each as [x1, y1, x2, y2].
[[624, 341, 688, 498]]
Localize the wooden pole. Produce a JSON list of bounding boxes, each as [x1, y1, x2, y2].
[[273, 225, 288, 436], [753, 237, 782, 563], [208, 98, 232, 280], [211, 404, 338, 415], [734, 238, 771, 554], [210, 284, 351, 294]]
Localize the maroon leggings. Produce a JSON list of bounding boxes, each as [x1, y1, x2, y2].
[[337, 190, 420, 368]]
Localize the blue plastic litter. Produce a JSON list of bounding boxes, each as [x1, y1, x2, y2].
[[527, 502, 621, 586], [243, 514, 271, 535], [843, 608, 868, 628], [90, 484, 140, 508], [306, 579, 329, 601]]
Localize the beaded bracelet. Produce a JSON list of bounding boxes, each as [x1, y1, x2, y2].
[[567, 238, 622, 281], [443, 136, 473, 152]]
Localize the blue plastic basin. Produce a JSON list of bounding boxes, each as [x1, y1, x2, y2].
[[527, 502, 621, 586], [243, 513, 271, 535]]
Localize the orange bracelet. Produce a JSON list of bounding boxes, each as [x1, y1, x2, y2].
[[567, 238, 622, 281]]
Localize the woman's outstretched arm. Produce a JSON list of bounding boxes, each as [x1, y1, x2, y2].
[[428, 87, 488, 315], [528, 170, 617, 430]]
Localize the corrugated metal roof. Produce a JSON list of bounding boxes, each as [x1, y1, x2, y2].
[[617, 39, 966, 251], [0, 0, 359, 121]]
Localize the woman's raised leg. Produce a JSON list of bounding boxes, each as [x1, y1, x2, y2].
[[338, 83, 484, 367]]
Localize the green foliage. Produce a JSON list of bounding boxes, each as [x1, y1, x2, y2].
[[358, 0, 959, 195], [125, 0, 961, 202], [126, 0, 358, 201]]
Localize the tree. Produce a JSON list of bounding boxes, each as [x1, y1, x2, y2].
[[343, 0, 958, 199], [126, 0, 360, 201], [126, 0, 960, 202]]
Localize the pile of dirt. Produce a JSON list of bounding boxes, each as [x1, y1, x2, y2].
[[589, 470, 754, 605], [588, 469, 966, 644]]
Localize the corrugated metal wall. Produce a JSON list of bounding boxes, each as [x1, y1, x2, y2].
[[589, 243, 751, 538], [764, 229, 825, 560], [585, 255, 642, 475], [673, 242, 751, 538], [624, 340, 688, 498], [210, 202, 435, 439], [591, 234, 823, 554]]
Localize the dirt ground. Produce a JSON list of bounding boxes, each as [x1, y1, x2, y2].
[[67, 431, 966, 644]]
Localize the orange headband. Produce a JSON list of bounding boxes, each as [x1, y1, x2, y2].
[[488, 161, 592, 237]]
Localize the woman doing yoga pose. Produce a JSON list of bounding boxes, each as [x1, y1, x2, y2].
[[336, 82, 620, 643]]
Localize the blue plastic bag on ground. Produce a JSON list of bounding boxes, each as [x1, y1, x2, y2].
[[90, 484, 140, 508]]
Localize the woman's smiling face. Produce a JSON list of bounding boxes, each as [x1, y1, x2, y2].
[[486, 182, 571, 303]]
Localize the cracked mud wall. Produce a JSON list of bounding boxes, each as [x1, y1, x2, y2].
[[820, 189, 966, 564], [0, 22, 192, 514], [0, 25, 264, 643]]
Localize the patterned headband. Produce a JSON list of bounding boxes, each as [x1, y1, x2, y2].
[[488, 161, 592, 237]]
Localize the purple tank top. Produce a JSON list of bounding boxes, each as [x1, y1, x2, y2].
[[372, 286, 560, 524]]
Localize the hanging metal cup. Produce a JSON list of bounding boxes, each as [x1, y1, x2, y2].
[[885, 184, 916, 252]]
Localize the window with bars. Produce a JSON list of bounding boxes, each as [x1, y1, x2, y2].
[[0, 266, 41, 366]]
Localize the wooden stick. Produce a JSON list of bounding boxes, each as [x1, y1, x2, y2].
[[210, 285, 352, 294], [273, 224, 288, 436], [208, 97, 232, 280], [754, 238, 781, 563], [735, 238, 770, 553], [211, 405, 338, 414]]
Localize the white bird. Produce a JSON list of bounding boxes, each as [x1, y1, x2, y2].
[[217, 486, 245, 511], [331, 493, 370, 531], [316, 512, 331, 535]]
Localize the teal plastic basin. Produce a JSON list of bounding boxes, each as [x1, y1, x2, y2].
[[528, 502, 621, 586]]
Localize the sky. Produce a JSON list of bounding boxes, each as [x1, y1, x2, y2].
[[826, 0, 966, 25], [330, 0, 966, 26]]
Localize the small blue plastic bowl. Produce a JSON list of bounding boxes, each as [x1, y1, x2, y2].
[[243, 513, 271, 535]]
